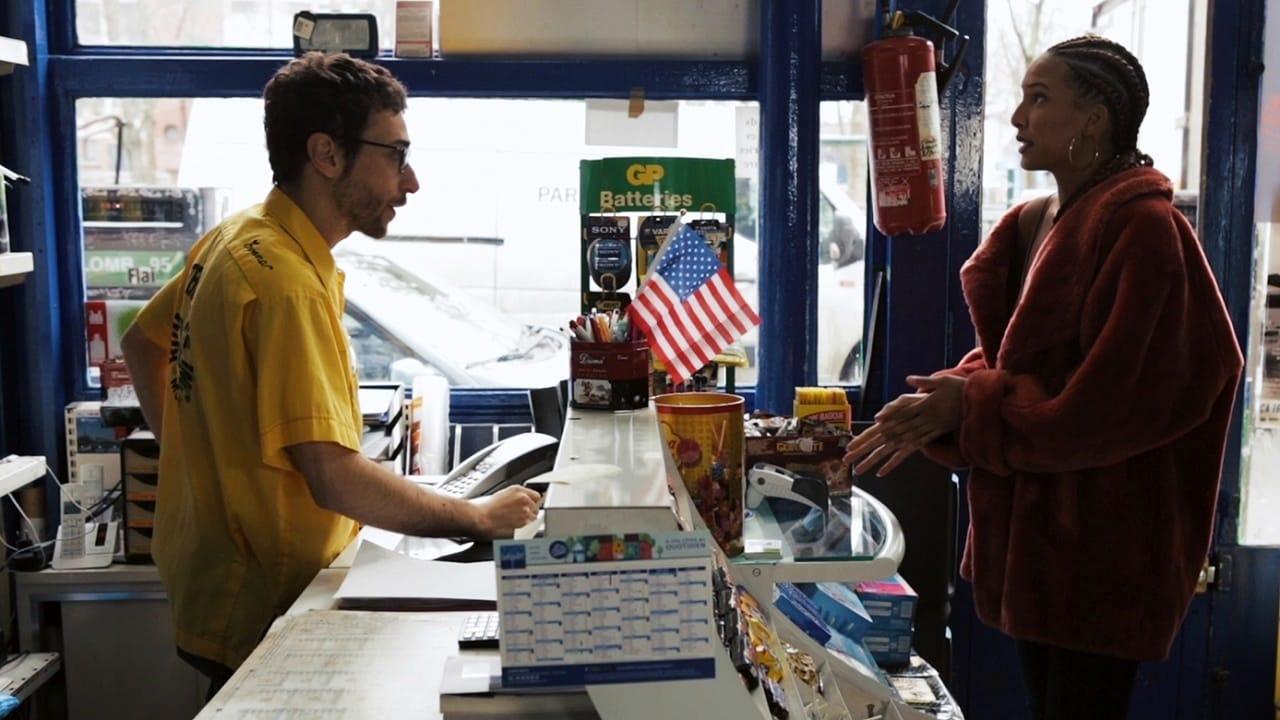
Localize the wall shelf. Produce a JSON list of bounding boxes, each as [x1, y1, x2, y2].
[[0, 35, 29, 75], [0, 455, 46, 497], [0, 652, 60, 704], [0, 252, 34, 288]]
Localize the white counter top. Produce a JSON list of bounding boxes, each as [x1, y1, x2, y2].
[[544, 404, 675, 510]]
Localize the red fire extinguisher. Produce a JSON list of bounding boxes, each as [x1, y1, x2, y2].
[[862, 9, 968, 237]]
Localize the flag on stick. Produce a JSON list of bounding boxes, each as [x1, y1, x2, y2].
[[627, 224, 760, 383]]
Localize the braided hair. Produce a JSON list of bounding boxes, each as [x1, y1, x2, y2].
[[1046, 34, 1154, 216]]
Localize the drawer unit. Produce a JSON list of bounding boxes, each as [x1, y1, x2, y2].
[[121, 432, 159, 563]]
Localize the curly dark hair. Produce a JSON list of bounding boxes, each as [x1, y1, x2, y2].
[[263, 52, 408, 185], [1046, 34, 1154, 216]]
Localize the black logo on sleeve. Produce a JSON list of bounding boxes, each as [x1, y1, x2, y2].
[[245, 239, 275, 270], [184, 263, 204, 299], [168, 263, 202, 403], [168, 313, 195, 403]]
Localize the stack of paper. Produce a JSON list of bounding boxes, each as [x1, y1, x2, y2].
[[335, 541, 496, 610]]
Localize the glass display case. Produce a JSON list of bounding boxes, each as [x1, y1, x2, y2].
[[546, 404, 961, 720]]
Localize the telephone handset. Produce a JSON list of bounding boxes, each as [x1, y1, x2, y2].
[[435, 432, 559, 499]]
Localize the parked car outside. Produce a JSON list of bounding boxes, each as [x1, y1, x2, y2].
[[336, 239, 568, 387], [734, 179, 866, 386]]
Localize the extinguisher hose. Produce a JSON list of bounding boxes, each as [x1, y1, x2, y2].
[[940, 0, 961, 26]]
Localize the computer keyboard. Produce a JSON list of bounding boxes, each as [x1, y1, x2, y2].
[[458, 611, 500, 649]]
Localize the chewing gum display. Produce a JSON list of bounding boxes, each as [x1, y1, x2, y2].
[[793, 387, 853, 429]]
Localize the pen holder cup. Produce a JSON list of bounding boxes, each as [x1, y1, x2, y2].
[[569, 340, 651, 411], [654, 392, 745, 556]]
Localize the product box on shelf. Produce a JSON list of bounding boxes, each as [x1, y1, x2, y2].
[[856, 573, 918, 631], [64, 401, 129, 490], [773, 582, 832, 646], [568, 339, 650, 411], [793, 387, 853, 429], [863, 628, 913, 668], [793, 581, 874, 642], [84, 299, 147, 370]]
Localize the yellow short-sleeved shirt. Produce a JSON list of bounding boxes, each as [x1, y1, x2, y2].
[[132, 188, 362, 669]]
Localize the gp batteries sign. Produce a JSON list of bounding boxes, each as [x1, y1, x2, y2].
[[580, 158, 735, 214]]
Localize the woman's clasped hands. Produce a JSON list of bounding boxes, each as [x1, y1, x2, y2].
[[842, 374, 966, 477]]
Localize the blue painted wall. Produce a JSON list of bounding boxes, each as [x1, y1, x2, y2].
[[1, 0, 69, 529]]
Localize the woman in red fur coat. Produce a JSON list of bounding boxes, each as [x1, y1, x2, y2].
[[844, 35, 1243, 720]]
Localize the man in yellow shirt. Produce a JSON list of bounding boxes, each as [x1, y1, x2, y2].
[[121, 54, 540, 697]]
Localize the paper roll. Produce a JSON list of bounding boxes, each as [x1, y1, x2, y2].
[[411, 374, 451, 475]]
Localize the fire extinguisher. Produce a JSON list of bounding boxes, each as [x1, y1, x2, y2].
[[862, 6, 968, 237]]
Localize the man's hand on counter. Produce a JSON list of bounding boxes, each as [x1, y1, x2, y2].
[[289, 441, 539, 539], [468, 486, 542, 539]]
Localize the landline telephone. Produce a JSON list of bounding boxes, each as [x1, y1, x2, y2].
[[434, 432, 559, 499], [52, 482, 117, 570]]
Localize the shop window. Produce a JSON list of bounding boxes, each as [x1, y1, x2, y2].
[[816, 101, 869, 386], [981, 0, 1206, 235], [75, 97, 762, 389]]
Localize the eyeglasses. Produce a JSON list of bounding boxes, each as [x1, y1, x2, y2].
[[357, 139, 411, 173]]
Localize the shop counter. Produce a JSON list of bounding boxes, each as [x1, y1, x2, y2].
[[196, 403, 961, 719]]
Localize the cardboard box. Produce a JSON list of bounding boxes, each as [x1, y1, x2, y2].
[[84, 299, 147, 369], [745, 431, 853, 494], [64, 401, 128, 489], [795, 581, 874, 642], [773, 582, 832, 646], [856, 574, 918, 631], [863, 628, 913, 668]]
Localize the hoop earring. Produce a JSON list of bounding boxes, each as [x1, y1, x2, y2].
[[1068, 136, 1100, 170]]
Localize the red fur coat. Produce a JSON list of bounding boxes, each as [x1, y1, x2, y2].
[[924, 166, 1242, 661]]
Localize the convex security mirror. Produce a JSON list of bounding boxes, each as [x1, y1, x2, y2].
[[292, 12, 378, 58]]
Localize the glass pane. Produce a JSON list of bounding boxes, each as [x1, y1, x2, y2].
[[1242, 221, 1280, 545], [76, 0, 397, 48], [732, 102, 867, 388], [740, 486, 887, 563], [76, 97, 758, 391], [982, 0, 1205, 236], [817, 101, 868, 386]]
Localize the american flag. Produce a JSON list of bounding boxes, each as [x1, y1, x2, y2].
[[628, 224, 760, 383]]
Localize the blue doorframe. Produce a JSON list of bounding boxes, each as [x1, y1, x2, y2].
[[755, 0, 821, 414], [1201, 0, 1279, 717]]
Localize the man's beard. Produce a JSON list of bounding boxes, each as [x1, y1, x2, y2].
[[334, 173, 390, 239]]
